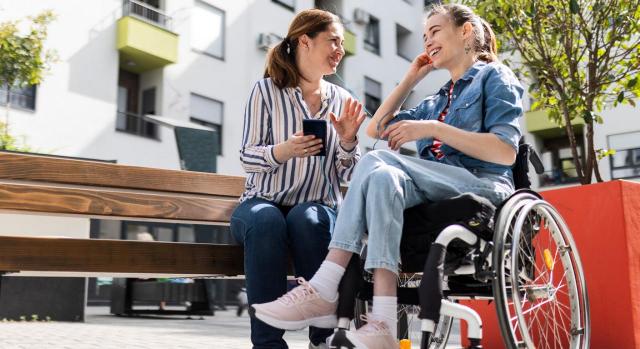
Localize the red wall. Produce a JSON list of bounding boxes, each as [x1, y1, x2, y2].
[[462, 180, 640, 348]]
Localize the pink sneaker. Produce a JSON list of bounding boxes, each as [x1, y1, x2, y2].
[[250, 277, 338, 330], [329, 316, 398, 349]]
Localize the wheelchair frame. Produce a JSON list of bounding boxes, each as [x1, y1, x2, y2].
[[331, 144, 590, 349]]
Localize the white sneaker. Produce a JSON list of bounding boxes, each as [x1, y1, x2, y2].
[[328, 316, 398, 349], [250, 277, 338, 330]]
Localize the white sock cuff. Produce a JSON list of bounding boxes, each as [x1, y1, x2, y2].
[[321, 260, 346, 274]]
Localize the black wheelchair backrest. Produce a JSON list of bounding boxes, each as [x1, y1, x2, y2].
[[512, 141, 545, 190]]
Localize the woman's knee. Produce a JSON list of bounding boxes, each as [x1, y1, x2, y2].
[[231, 198, 287, 244], [286, 203, 333, 241]]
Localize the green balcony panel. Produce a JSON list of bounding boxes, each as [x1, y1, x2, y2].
[[525, 109, 584, 138], [117, 16, 178, 73], [344, 29, 356, 57]]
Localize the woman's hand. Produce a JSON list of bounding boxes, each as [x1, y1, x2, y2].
[[275, 131, 323, 162], [382, 120, 438, 151], [405, 52, 434, 84], [329, 97, 366, 144]]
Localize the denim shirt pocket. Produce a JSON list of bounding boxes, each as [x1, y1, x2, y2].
[[451, 89, 483, 132]]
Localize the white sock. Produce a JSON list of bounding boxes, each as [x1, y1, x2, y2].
[[309, 261, 345, 301], [370, 296, 398, 336]]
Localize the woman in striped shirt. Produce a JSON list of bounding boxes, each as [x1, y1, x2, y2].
[[253, 4, 524, 348], [230, 9, 365, 349]]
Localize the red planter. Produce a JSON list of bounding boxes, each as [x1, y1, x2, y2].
[[462, 180, 640, 348]]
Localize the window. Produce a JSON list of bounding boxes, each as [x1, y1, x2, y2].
[[424, 0, 441, 8], [364, 15, 380, 55], [364, 77, 382, 116], [538, 136, 584, 186], [608, 131, 640, 179], [0, 84, 36, 111], [190, 93, 223, 155], [396, 23, 416, 61], [116, 70, 158, 139], [191, 1, 225, 60], [273, 0, 295, 11]]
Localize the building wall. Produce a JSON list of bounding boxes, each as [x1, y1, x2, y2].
[[1, 0, 637, 184]]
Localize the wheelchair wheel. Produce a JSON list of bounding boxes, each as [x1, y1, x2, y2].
[[493, 193, 590, 349]]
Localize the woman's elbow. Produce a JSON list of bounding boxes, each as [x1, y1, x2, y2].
[[365, 122, 379, 139], [498, 148, 517, 166]]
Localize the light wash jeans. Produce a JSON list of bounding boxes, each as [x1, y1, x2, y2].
[[328, 149, 513, 274]]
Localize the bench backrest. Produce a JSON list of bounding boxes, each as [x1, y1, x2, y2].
[[0, 151, 246, 277]]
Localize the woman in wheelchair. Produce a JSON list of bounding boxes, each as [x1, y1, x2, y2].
[[251, 4, 588, 349]]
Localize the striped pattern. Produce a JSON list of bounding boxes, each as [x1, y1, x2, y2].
[[239, 78, 361, 208], [430, 82, 455, 159]]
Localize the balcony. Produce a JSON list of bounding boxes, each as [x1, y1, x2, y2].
[[525, 109, 584, 138], [344, 29, 356, 57], [117, 0, 178, 73]]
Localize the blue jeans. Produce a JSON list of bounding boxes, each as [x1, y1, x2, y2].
[[230, 197, 336, 349], [328, 149, 512, 274]]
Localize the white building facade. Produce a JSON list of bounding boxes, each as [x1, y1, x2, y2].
[[1, 0, 638, 188]]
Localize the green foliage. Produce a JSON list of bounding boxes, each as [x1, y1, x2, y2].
[[0, 10, 57, 147], [463, 0, 640, 183], [0, 10, 57, 89], [0, 121, 33, 152]]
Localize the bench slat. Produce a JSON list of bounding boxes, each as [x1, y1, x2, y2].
[[0, 236, 244, 276], [0, 182, 238, 223], [0, 152, 246, 197]]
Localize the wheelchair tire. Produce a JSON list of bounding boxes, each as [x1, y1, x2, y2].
[[493, 192, 590, 349]]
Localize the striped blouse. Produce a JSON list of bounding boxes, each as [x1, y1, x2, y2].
[[239, 78, 361, 209]]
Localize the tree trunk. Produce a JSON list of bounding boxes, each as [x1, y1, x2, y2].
[[3, 89, 10, 139], [560, 103, 585, 183]]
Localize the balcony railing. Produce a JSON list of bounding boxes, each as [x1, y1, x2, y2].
[[538, 168, 581, 187], [116, 111, 158, 140], [122, 0, 172, 30]]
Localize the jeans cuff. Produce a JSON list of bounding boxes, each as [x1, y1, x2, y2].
[[328, 240, 362, 255], [364, 260, 400, 276]]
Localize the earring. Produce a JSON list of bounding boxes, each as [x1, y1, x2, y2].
[[464, 44, 471, 55]]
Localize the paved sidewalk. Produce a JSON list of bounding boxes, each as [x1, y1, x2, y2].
[[0, 306, 461, 348]]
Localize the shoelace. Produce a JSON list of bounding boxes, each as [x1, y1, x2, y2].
[[277, 277, 317, 305], [357, 315, 390, 334]]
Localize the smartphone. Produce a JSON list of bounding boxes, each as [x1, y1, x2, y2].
[[302, 119, 327, 156]]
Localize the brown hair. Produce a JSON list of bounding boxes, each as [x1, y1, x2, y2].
[[428, 4, 498, 63], [264, 9, 341, 89]]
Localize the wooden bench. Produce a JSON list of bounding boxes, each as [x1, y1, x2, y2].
[[0, 151, 246, 279]]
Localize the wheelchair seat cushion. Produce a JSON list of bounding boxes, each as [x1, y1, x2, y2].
[[399, 193, 496, 272]]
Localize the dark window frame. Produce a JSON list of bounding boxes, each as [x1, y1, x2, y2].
[[191, 0, 226, 61], [608, 131, 640, 180], [0, 83, 37, 111], [364, 76, 382, 117], [272, 0, 295, 11], [189, 93, 224, 155], [364, 15, 381, 56]]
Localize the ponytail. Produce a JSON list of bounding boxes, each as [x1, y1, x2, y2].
[[263, 9, 340, 89], [477, 18, 498, 63], [264, 37, 301, 88]]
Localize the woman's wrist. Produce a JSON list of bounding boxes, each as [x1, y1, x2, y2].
[[339, 135, 358, 151], [273, 142, 292, 163]]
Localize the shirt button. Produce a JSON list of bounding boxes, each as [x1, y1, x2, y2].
[[453, 95, 457, 98], [465, 103, 469, 107]]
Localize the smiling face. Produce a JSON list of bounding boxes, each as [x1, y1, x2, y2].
[[423, 13, 469, 69], [301, 22, 345, 76]]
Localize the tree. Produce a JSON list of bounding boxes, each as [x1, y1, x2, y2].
[[465, 0, 640, 184], [0, 10, 56, 150]]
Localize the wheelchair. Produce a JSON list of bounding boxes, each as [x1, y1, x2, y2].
[[331, 143, 590, 349]]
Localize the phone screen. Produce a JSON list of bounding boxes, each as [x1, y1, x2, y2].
[[302, 119, 327, 156]]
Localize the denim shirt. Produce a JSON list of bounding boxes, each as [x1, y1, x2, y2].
[[388, 61, 524, 188]]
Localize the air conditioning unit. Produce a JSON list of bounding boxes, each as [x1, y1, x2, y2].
[[257, 33, 281, 51], [353, 8, 370, 25]]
